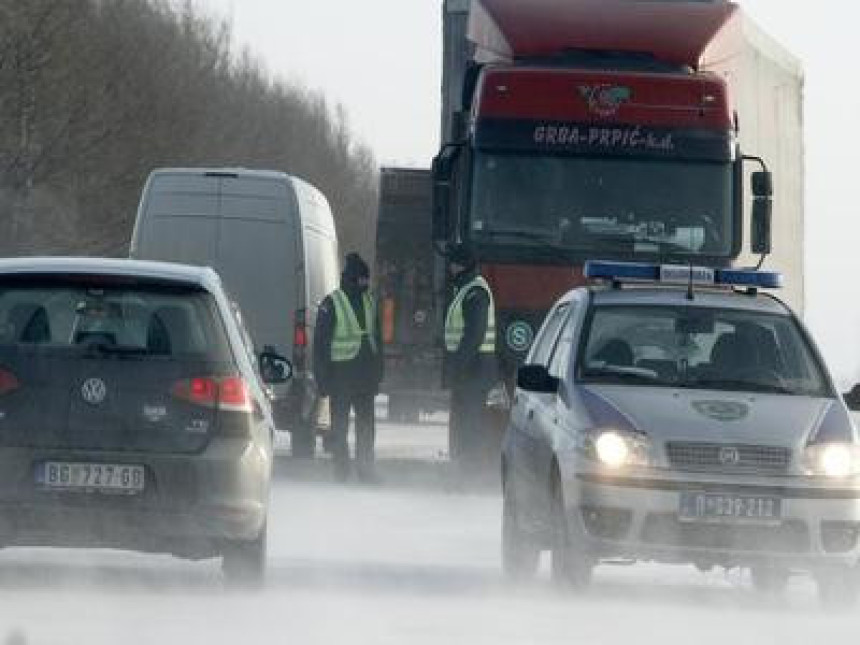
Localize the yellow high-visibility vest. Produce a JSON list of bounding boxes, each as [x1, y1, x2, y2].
[[330, 290, 378, 362], [444, 276, 496, 354]]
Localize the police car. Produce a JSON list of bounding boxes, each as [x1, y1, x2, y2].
[[502, 261, 860, 603]]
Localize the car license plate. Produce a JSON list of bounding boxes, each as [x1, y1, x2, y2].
[[39, 462, 145, 494], [679, 491, 781, 524]]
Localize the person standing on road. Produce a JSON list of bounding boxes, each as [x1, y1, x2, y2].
[[443, 247, 497, 464], [313, 253, 383, 482]]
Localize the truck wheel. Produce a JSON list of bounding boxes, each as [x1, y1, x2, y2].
[[502, 484, 540, 581], [389, 396, 419, 424], [290, 424, 315, 458], [750, 565, 790, 595], [222, 523, 267, 589], [550, 475, 593, 590]]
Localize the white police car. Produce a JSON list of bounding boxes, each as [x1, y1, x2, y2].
[[502, 261, 860, 603]]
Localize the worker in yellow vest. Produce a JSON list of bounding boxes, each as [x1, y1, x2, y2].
[[443, 247, 497, 464], [313, 253, 383, 482]]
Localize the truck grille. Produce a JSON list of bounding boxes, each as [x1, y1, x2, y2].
[[665, 442, 791, 473]]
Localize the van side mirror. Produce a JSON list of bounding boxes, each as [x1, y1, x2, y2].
[[432, 145, 461, 243], [517, 364, 560, 395], [751, 197, 772, 255], [844, 384, 860, 412]]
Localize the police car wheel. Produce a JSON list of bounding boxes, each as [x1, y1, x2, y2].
[[550, 476, 593, 589], [750, 565, 790, 595], [501, 486, 540, 581]]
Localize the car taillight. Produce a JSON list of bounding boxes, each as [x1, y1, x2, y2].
[[0, 368, 19, 396], [218, 376, 253, 413], [171, 376, 252, 413]]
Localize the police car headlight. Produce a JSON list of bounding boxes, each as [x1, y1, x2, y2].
[[803, 443, 860, 478], [580, 429, 651, 469]]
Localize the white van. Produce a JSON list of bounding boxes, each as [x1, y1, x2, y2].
[[130, 168, 339, 457]]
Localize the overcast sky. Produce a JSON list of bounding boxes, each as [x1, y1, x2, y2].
[[195, 0, 860, 388]]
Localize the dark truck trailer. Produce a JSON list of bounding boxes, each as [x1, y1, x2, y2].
[[375, 167, 446, 423]]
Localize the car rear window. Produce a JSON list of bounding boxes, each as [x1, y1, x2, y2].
[[0, 280, 232, 361]]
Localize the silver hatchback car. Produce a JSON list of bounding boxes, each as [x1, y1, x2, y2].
[[0, 258, 290, 585], [502, 262, 860, 603]]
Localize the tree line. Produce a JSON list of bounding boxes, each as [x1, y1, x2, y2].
[[0, 0, 378, 258]]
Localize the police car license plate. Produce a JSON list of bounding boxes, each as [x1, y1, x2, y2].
[[38, 462, 145, 494], [679, 492, 782, 524]]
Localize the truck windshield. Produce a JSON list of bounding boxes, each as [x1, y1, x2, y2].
[[578, 305, 830, 397], [469, 153, 734, 259]]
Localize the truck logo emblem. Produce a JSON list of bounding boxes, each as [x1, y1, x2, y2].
[[506, 321, 535, 353], [578, 84, 632, 117], [81, 378, 107, 406], [718, 446, 741, 466], [692, 400, 749, 422]]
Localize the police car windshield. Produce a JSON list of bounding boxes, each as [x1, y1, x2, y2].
[[579, 305, 830, 397]]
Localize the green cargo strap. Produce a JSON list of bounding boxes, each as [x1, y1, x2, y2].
[[444, 276, 496, 354], [330, 290, 378, 362]]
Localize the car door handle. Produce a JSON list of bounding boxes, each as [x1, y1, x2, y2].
[[527, 409, 535, 421]]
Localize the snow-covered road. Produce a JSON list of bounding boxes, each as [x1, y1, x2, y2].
[[0, 422, 857, 645]]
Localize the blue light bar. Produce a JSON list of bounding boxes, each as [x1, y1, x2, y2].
[[584, 261, 783, 290]]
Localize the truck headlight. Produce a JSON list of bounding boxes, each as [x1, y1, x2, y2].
[[803, 443, 860, 478], [580, 429, 651, 469]]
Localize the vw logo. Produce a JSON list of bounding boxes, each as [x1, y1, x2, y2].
[[505, 321, 534, 353], [718, 446, 741, 466], [81, 378, 107, 406]]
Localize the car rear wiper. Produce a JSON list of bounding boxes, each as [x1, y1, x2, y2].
[[80, 343, 153, 359]]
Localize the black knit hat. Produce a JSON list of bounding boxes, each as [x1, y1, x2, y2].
[[342, 252, 369, 280]]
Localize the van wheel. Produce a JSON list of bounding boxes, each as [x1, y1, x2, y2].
[[550, 475, 593, 590], [290, 424, 315, 458], [750, 565, 790, 595], [222, 523, 267, 588]]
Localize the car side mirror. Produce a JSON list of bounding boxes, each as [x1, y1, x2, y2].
[[260, 352, 292, 384], [844, 384, 860, 412], [517, 364, 560, 395]]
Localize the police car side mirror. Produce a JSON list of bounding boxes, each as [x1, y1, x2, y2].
[[843, 384, 860, 412], [517, 364, 560, 395]]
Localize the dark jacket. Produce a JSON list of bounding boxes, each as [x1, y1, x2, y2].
[[313, 285, 383, 398], [443, 268, 498, 389]]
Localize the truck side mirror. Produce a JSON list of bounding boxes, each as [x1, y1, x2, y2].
[[751, 171, 773, 198], [844, 384, 860, 412], [432, 145, 461, 243], [751, 197, 772, 255]]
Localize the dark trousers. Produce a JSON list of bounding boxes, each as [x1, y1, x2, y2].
[[449, 380, 491, 463], [330, 392, 376, 478]]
